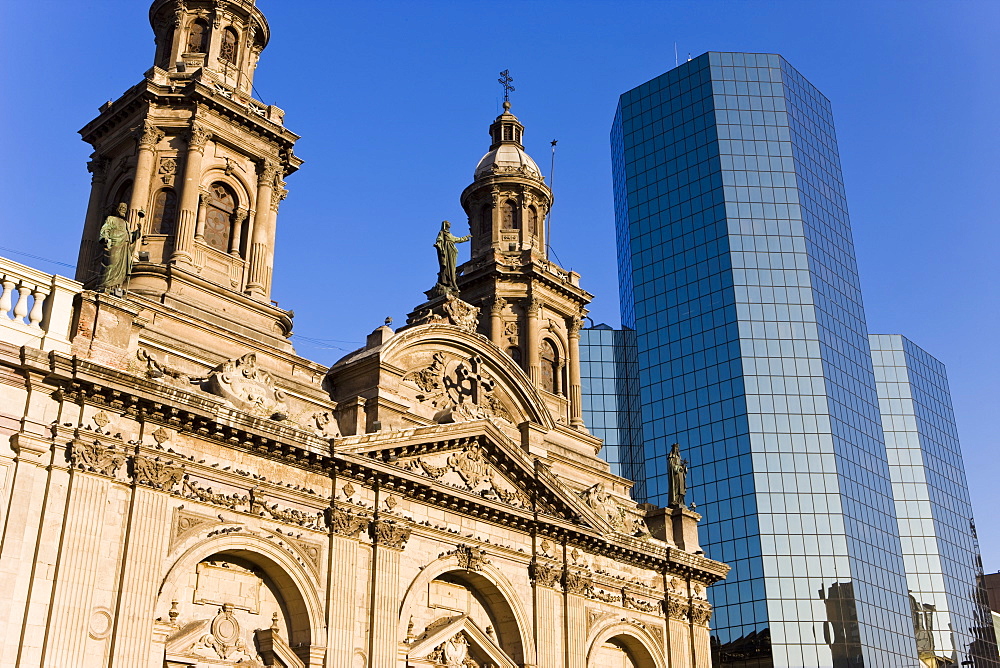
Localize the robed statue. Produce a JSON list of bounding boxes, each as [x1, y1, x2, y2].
[[667, 442, 689, 508], [432, 220, 470, 295], [98, 202, 141, 293]]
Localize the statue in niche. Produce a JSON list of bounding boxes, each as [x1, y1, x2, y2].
[[432, 220, 470, 296], [98, 202, 141, 293], [667, 443, 689, 508]]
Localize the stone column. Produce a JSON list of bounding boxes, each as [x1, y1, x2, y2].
[[172, 124, 211, 266], [262, 181, 287, 294], [367, 518, 410, 668], [42, 463, 117, 666], [230, 208, 248, 256], [246, 160, 278, 299], [489, 296, 506, 346], [194, 187, 211, 241], [108, 455, 182, 667], [325, 506, 367, 668], [77, 156, 110, 284], [525, 296, 541, 384], [567, 315, 585, 429], [129, 121, 164, 232]]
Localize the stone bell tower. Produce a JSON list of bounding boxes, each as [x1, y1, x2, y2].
[[76, 0, 301, 349], [455, 102, 593, 431]]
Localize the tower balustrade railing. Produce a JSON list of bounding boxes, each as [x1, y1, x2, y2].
[[0, 256, 81, 353]]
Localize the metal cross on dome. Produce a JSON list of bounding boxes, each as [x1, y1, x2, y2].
[[498, 70, 515, 103]]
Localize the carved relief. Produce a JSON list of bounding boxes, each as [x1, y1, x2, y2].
[[193, 604, 254, 661], [529, 560, 561, 590], [136, 120, 165, 149], [406, 354, 513, 425], [404, 352, 447, 396], [132, 454, 185, 491], [447, 443, 489, 488], [172, 508, 214, 543], [690, 600, 713, 626], [426, 633, 477, 667], [665, 595, 689, 621], [69, 440, 125, 477], [158, 156, 177, 185], [249, 489, 324, 528], [449, 544, 489, 572], [563, 569, 594, 597], [203, 353, 288, 416], [188, 124, 212, 152], [370, 519, 410, 550], [579, 483, 627, 532], [326, 506, 368, 538]]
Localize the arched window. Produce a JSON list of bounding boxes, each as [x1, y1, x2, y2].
[[156, 27, 175, 68], [527, 206, 538, 236], [479, 203, 492, 235], [506, 346, 522, 365], [541, 340, 559, 395], [186, 19, 209, 54], [108, 180, 133, 213], [220, 28, 238, 62], [501, 200, 518, 230], [204, 182, 236, 252], [150, 189, 178, 235]]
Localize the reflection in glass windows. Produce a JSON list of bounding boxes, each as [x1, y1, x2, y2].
[[871, 334, 998, 667], [611, 53, 921, 666]]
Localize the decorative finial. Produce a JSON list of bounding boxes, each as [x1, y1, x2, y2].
[[498, 69, 515, 104], [270, 611, 280, 633], [384, 316, 393, 327]]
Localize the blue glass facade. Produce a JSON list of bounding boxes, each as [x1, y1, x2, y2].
[[611, 53, 919, 666], [870, 334, 998, 667], [579, 325, 644, 492]]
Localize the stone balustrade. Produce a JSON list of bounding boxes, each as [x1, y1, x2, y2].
[[0, 256, 82, 352]]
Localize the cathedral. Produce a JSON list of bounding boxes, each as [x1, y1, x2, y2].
[[0, 1, 727, 667]]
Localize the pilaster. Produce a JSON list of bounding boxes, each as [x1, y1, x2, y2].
[[367, 518, 410, 668], [42, 465, 117, 666], [325, 506, 367, 668], [108, 456, 180, 668], [0, 433, 55, 668]]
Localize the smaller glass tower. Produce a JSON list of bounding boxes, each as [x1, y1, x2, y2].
[[579, 325, 644, 492], [870, 334, 999, 667]]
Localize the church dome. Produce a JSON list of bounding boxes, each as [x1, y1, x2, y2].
[[472, 101, 544, 182], [474, 144, 542, 180]]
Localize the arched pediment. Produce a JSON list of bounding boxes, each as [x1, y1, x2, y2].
[[330, 323, 555, 431]]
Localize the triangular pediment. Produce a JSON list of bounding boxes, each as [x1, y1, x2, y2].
[[337, 420, 624, 534], [407, 614, 518, 668]]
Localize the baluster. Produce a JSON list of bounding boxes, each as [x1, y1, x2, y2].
[[0, 279, 14, 319], [28, 289, 46, 328], [13, 284, 31, 324]]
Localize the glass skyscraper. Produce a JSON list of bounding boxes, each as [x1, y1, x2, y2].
[[870, 334, 998, 667], [579, 324, 644, 492], [610, 52, 920, 666]]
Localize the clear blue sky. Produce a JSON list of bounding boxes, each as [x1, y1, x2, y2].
[[2, 1, 998, 568]]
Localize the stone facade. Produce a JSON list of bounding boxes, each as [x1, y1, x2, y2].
[[0, 1, 727, 667]]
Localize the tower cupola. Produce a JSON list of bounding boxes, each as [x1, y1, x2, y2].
[[461, 102, 551, 259]]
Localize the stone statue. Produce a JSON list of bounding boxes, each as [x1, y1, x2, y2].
[[98, 202, 141, 293], [667, 443, 688, 508], [433, 220, 470, 295]]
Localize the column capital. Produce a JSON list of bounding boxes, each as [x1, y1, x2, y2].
[[369, 518, 411, 551], [187, 124, 212, 152]]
